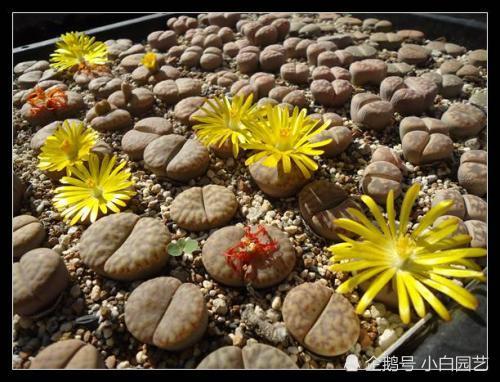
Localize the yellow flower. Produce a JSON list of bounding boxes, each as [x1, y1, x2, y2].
[[53, 154, 136, 225], [141, 52, 158, 71], [38, 120, 98, 175], [329, 183, 486, 324], [193, 94, 259, 158], [50, 31, 108, 72], [243, 104, 332, 178]]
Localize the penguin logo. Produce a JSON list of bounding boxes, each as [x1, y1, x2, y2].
[[344, 354, 360, 371]]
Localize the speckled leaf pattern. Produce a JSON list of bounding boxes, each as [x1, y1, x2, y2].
[[79, 213, 139, 272], [125, 277, 181, 344], [304, 293, 360, 356], [153, 283, 207, 350], [282, 282, 332, 343], [104, 217, 171, 280]]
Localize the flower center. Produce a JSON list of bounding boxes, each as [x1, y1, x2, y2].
[[59, 139, 79, 161], [392, 235, 417, 268], [276, 128, 292, 151]]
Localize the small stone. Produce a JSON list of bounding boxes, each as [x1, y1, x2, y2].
[[213, 298, 228, 315], [378, 328, 398, 350]]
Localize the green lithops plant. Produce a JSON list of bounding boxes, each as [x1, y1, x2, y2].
[[167, 238, 200, 257]]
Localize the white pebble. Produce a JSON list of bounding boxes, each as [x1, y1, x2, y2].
[[378, 328, 398, 350]]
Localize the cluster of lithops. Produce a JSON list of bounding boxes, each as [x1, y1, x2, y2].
[[13, 12, 487, 370]]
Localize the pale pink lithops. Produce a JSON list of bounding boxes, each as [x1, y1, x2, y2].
[[121, 117, 173, 160], [170, 185, 238, 231], [283, 37, 314, 59], [202, 225, 296, 288], [236, 46, 261, 74], [197, 343, 298, 369], [350, 92, 394, 131], [174, 96, 207, 126], [457, 150, 487, 197], [85, 100, 133, 132], [207, 12, 240, 28], [13, 215, 45, 261], [309, 124, 352, 158], [206, 70, 239, 88], [467, 49, 487, 68], [431, 190, 486, 222], [310, 79, 352, 107], [153, 78, 202, 105], [88, 76, 123, 99], [397, 43, 430, 66], [30, 340, 105, 369], [143, 134, 209, 182], [200, 47, 223, 71], [167, 15, 198, 33], [280, 62, 309, 84], [298, 180, 359, 240], [312, 65, 351, 82], [180, 46, 203, 67], [13, 248, 70, 317], [464, 220, 487, 248], [259, 44, 286, 72], [380, 76, 438, 115], [147, 30, 177, 51], [306, 41, 337, 65], [282, 282, 360, 357], [125, 277, 208, 351], [441, 103, 486, 139], [400, 116, 453, 165], [248, 159, 309, 198], [369, 32, 403, 50], [362, 160, 403, 204], [345, 44, 377, 61], [79, 213, 171, 281], [107, 83, 154, 116], [132, 64, 181, 85], [350, 59, 388, 86]]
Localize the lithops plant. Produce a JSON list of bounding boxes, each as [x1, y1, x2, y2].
[[121, 117, 173, 160], [143, 135, 209, 182], [350, 92, 394, 131], [173, 96, 208, 126], [299, 180, 360, 240], [107, 82, 154, 116], [13, 215, 45, 261], [132, 52, 181, 85], [79, 213, 171, 281], [30, 340, 105, 369], [349, 58, 387, 86], [399, 116, 453, 165], [202, 225, 296, 289], [197, 343, 298, 369], [13, 248, 70, 317], [441, 103, 486, 139], [85, 100, 133, 132], [361, 146, 404, 204], [310, 79, 353, 107], [170, 185, 238, 231], [380, 76, 438, 115], [282, 282, 360, 357], [431, 189, 487, 222], [153, 77, 202, 105], [125, 276, 208, 351], [457, 150, 487, 196]]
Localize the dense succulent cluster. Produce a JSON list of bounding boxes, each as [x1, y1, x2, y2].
[[13, 12, 487, 371]]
